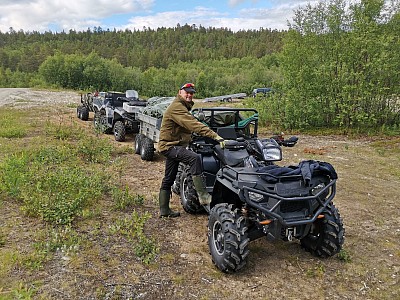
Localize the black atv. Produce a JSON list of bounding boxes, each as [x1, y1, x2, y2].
[[173, 108, 344, 273], [172, 107, 262, 214], [172, 107, 297, 214]]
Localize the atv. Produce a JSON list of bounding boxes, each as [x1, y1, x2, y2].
[[172, 107, 297, 213], [92, 90, 146, 142], [173, 108, 344, 273]]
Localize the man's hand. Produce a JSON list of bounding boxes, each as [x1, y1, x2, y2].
[[216, 135, 225, 149]]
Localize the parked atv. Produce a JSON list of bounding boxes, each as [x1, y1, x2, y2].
[[172, 107, 297, 213], [92, 90, 146, 142], [173, 108, 344, 273]]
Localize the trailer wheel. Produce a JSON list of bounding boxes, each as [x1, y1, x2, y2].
[[113, 120, 126, 142], [134, 134, 144, 154], [140, 137, 154, 161], [131, 121, 140, 134]]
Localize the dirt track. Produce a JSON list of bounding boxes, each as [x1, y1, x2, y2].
[[0, 88, 399, 299]]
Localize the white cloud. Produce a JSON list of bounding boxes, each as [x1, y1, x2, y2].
[[228, 0, 260, 7], [0, 0, 323, 33], [0, 0, 154, 32], [123, 6, 225, 30], [228, 0, 246, 6], [123, 4, 297, 32]]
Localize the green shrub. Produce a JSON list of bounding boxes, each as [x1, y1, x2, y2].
[[44, 118, 84, 141], [0, 153, 30, 198], [76, 136, 114, 163], [337, 249, 352, 263], [20, 166, 107, 225], [111, 186, 144, 211], [0, 147, 109, 225], [109, 211, 159, 264]]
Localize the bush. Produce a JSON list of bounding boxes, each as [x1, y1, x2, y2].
[[0, 146, 109, 225]]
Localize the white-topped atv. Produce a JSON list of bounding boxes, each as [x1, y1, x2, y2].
[[92, 90, 146, 142]]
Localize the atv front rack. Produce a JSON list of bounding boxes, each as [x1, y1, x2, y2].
[[217, 165, 336, 226]]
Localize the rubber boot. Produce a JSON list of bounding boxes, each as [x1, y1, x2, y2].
[[192, 175, 212, 205], [159, 189, 180, 218]]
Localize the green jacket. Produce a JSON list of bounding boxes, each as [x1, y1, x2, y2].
[[158, 95, 219, 153]]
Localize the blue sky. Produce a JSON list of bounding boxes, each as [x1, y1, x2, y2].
[[0, 0, 317, 33]]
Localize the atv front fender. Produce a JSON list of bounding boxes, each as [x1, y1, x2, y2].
[[210, 179, 242, 210]]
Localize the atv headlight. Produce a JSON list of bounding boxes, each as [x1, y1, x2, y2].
[[311, 183, 325, 196], [261, 147, 282, 161], [256, 139, 282, 162], [248, 191, 264, 202]]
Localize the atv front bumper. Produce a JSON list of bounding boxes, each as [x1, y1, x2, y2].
[[216, 166, 336, 227]]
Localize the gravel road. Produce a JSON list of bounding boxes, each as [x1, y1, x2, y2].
[[0, 88, 78, 108]]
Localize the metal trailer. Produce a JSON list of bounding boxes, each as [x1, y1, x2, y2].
[[134, 112, 162, 161], [202, 93, 247, 103], [133, 105, 256, 161], [77, 92, 101, 121]]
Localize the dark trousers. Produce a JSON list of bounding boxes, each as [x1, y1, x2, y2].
[[160, 146, 202, 191]]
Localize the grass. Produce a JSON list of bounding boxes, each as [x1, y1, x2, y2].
[[108, 210, 159, 264], [0, 105, 158, 298], [1, 96, 399, 299], [370, 137, 400, 157], [0, 109, 29, 138]]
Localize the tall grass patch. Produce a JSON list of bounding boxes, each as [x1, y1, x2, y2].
[[0, 104, 160, 286], [0, 145, 110, 225], [0, 109, 29, 138], [109, 211, 159, 264]]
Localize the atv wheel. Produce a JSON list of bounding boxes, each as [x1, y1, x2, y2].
[[300, 202, 345, 258], [171, 163, 184, 195], [93, 111, 110, 134], [179, 164, 204, 214], [140, 137, 154, 161], [93, 111, 101, 130], [208, 203, 250, 273], [134, 134, 144, 154], [113, 120, 126, 142], [80, 106, 89, 121]]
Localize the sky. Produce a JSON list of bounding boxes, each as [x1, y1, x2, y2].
[[0, 0, 319, 33]]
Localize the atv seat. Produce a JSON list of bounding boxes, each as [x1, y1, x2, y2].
[[214, 144, 249, 167], [217, 127, 237, 140]]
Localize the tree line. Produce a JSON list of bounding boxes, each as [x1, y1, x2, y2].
[[0, 24, 284, 72], [0, 0, 399, 132]]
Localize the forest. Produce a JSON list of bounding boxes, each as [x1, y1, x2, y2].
[[0, 0, 399, 132]]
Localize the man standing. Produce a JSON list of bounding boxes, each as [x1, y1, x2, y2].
[[157, 83, 224, 218]]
